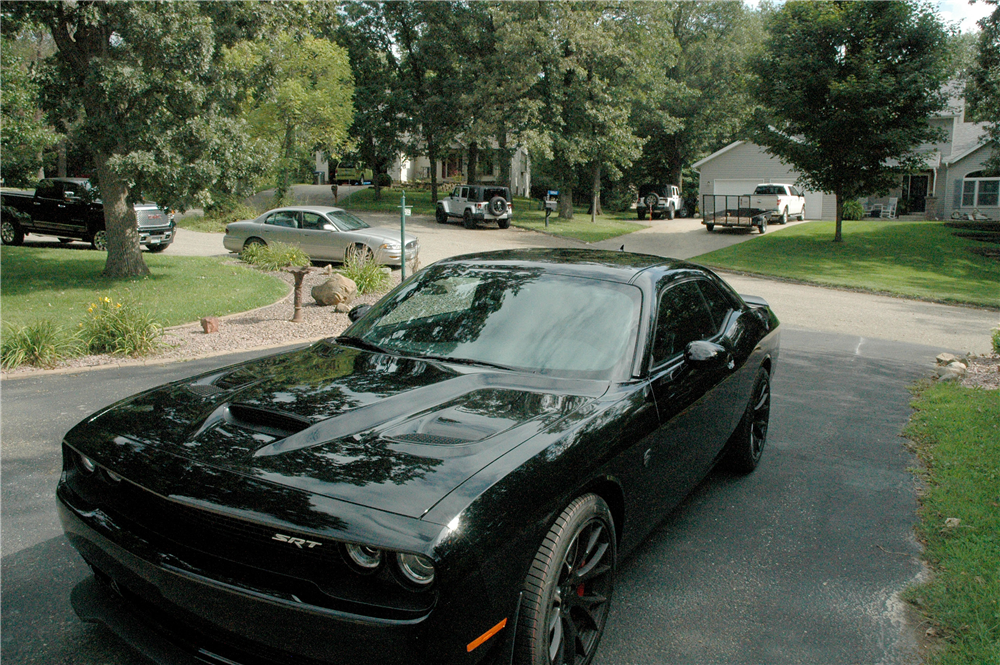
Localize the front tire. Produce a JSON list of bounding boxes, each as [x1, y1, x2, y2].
[[1, 219, 25, 246], [517, 494, 615, 665], [345, 243, 374, 263], [436, 205, 448, 224], [723, 368, 771, 474], [91, 230, 108, 251], [146, 244, 169, 253]]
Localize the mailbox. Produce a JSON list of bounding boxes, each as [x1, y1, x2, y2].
[[544, 190, 559, 212]]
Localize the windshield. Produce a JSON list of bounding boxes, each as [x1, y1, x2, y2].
[[345, 266, 641, 379], [329, 210, 370, 231]]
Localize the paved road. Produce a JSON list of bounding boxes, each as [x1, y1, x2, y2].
[[1, 330, 932, 665]]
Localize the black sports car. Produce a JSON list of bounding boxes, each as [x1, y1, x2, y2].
[[58, 249, 779, 665]]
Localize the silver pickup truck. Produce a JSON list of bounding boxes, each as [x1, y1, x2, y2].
[[749, 183, 806, 224]]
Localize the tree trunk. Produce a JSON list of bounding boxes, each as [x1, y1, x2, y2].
[[94, 151, 149, 278], [58, 139, 67, 178], [559, 185, 574, 219], [427, 135, 439, 203], [590, 161, 602, 222], [834, 191, 844, 243], [276, 123, 296, 200], [498, 131, 513, 192], [467, 141, 479, 185]]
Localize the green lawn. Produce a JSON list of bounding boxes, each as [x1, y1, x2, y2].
[[1, 247, 288, 329], [693, 221, 1000, 308], [904, 382, 1000, 665]]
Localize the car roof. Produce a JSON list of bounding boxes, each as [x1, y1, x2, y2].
[[263, 206, 346, 215], [434, 248, 692, 284]]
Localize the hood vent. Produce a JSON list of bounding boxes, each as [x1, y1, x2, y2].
[[225, 404, 313, 439]]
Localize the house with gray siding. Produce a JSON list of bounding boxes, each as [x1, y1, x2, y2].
[[692, 96, 997, 221]]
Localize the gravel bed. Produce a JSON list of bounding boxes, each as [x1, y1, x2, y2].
[[962, 354, 1000, 390], [2, 265, 400, 377]]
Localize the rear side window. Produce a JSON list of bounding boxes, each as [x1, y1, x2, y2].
[[265, 211, 298, 228], [35, 180, 59, 198]]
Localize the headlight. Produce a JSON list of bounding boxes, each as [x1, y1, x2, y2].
[[379, 242, 401, 251], [396, 552, 435, 586], [344, 543, 383, 570], [78, 453, 97, 473]]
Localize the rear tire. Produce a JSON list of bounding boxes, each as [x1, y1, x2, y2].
[[498, 216, 511, 230], [516, 494, 615, 665], [1, 219, 25, 246], [91, 230, 108, 251], [797, 205, 805, 221], [463, 209, 475, 229], [779, 208, 788, 225], [723, 368, 771, 474], [243, 237, 266, 251], [666, 205, 675, 220], [636, 210, 646, 220]]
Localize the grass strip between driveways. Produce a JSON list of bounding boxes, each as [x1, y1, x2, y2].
[[693, 221, 1000, 308], [1, 247, 289, 329], [903, 382, 1000, 665]]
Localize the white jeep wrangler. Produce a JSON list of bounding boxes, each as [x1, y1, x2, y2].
[[436, 185, 513, 229]]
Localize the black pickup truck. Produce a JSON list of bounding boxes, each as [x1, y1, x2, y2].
[[1, 177, 175, 252]]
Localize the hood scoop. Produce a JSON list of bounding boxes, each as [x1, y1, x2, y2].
[[192, 403, 313, 443]]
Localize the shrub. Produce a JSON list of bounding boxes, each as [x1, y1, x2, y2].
[[376, 173, 393, 187], [842, 199, 866, 221], [992, 325, 1000, 354], [603, 182, 638, 213], [338, 250, 390, 294], [1, 320, 83, 370], [80, 293, 164, 357], [240, 241, 310, 271]]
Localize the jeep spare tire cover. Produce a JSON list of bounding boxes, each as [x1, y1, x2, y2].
[[489, 196, 507, 216], [644, 193, 659, 208]]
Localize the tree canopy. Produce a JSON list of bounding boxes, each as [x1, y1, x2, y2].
[[966, 0, 1000, 174], [748, 1, 953, 241]]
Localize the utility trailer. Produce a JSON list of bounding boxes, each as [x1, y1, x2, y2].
[[700, 195, 770, 234]]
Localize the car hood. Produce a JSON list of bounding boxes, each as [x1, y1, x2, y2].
[[66, 341, 603, 520], [358, 226, 418, 246]]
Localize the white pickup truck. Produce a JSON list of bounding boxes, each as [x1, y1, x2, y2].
[[750, 184, 806, 224]]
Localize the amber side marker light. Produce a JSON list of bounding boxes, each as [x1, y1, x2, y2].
[[466, 618, 508, 653]]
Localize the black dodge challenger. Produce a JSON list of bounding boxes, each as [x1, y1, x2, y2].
[[58, 248, 780, 665]]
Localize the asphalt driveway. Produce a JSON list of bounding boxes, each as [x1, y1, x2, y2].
[[1, 329, 933, 665]]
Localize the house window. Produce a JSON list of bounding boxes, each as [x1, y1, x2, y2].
[[962, 171, 1000, 207], [444, 152, 464, 179]]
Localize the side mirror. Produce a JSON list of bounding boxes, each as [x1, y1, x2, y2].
[[348, 304, 372, 322], [684, 340, 733, 371], [322, 223, 336, 231]]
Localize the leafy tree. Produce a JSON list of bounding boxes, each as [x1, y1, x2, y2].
[[632, 2, 761, 192], [533, 2, 648, 220], [748, 1, 952, 242], [0, 34, 61, 186], [4, 2, 293, 278], [967, 0, 1000, 174], [331, 2, 406, 201], [225, 33, 355, 201]]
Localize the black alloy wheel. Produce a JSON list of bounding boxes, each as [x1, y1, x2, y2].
[[436, 205, 448, 224], [463, 209, 475, 229], [1, 219, 25, 246], [517, 494, 615, 665], [723, 368, 771, 473]]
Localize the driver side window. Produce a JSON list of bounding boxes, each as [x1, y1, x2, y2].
[[301, 213, 324, 230], [651, 281, 717, 365]]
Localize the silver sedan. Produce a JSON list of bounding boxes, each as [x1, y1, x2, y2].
[[223, 206, 419, 266]]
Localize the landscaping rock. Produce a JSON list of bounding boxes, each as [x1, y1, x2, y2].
[[334, 302, 352, 313], [935, 352, 960, 365], [200, 316, 220, 334], [311, 274, 357, 307]]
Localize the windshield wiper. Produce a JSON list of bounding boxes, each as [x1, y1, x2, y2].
[[416, 354, 524, 373], [334, 335, 392, 355]]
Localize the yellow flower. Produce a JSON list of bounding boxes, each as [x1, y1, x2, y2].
[[116, 303, 121, 308]]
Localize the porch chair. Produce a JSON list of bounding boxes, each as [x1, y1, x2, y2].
[[879, 197, 897, 219]]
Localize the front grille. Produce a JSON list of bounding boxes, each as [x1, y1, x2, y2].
[[65, 455, 435, 619]]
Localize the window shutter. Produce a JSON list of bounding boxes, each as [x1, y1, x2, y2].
[[952, 180, 962, 208]]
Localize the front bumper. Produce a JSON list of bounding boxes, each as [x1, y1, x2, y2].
[[139, 225, 174, 246], [57, 478, 510, 665]]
